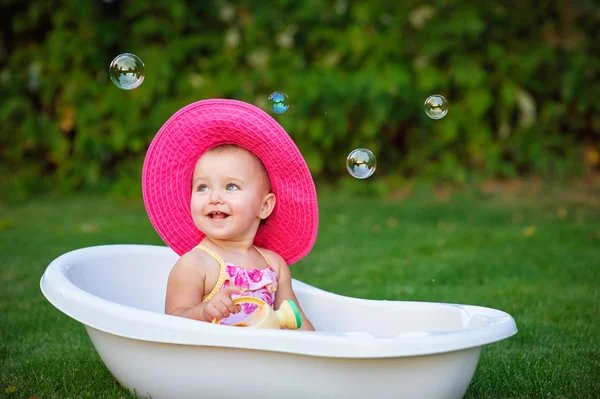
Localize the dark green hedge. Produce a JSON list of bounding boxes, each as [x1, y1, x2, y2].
[[1, 0, 598, 200]]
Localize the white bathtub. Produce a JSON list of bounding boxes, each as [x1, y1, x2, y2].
[[40, 245, 517, 399]]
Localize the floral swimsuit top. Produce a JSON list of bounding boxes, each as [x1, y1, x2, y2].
[[197, 244, 278, 326]]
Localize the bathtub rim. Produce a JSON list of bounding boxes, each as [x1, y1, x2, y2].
[[40, 244, 518, 359]]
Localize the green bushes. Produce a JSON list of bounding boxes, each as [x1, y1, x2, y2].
[[1, 0, 598, 200]]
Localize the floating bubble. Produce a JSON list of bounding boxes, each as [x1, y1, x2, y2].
[[268, 92, 289, 114], [346, 148, 376, 179], [424, 94, 448, 119], [109, 53, 145, 90]]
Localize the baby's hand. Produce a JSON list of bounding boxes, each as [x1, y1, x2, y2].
[[201, 286, 245, 322]]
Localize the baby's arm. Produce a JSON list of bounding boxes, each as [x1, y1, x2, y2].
[[164, 252, 208, 320], [272, 256, 315, 331], [165, 252, 243, 322]]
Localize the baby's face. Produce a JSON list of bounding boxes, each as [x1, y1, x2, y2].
[[190, 148, 274, 242]]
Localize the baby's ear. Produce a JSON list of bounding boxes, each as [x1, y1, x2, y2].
[[259, 193, 276, 219]]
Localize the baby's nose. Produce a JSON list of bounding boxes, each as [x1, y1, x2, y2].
[[209, 189, 223, 203]]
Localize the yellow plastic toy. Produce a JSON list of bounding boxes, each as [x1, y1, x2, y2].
[[212, 296, 302, 330]]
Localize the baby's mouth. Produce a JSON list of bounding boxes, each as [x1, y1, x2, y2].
[[208, 211, 229, 219]]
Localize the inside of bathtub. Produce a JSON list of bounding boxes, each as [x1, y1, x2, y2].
[[62, 246, 493, 339]]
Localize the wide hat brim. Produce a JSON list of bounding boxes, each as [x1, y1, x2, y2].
[[142, 99, 318, 265]]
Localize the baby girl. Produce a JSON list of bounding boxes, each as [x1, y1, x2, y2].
[[142, 99, 319, 330]]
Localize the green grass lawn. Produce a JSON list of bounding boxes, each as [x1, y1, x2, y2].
[[1, 183, 599, 398]]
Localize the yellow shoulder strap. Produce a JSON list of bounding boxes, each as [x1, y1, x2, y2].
[[195, 245, 228, 303], [253, 246, 272, 266]]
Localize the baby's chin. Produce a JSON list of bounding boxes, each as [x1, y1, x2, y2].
[[194, 222, 235, 239], [192, 216, 264, 238], [196, 229, 233, 242]]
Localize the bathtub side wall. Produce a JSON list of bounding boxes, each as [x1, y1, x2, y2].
[[63, 246, 176, 313], [87, 326, 481, 399]]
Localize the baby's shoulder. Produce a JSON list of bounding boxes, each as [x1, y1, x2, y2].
[[174, 247, 221, 276], [256, 247, 287, 274]]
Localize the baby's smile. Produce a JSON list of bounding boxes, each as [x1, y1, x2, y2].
[[208, 210, 229, 220]]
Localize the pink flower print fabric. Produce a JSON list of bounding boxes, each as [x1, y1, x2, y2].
[[241, 302, 258, 315], [218, 263, 278, 326], [230, 266, 247, 287], [247, 269, 263, 283]]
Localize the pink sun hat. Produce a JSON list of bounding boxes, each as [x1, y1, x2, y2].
[[142, 99, 319, 265]]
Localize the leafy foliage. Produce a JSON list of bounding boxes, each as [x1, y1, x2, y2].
[[1, 0, 598, 199]]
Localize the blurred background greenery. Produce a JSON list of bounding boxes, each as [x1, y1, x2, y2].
[[1, 0, 599, 201]]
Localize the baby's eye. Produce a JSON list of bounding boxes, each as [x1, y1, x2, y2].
[[226, 183, 239, 191], [197, 185, 208, 192]]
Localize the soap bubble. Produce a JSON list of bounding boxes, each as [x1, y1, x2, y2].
[[346, 148, 376, 179], [109, 53, 145, 90], [424, 94, 448, 119], [268, 92, 289, 114]]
